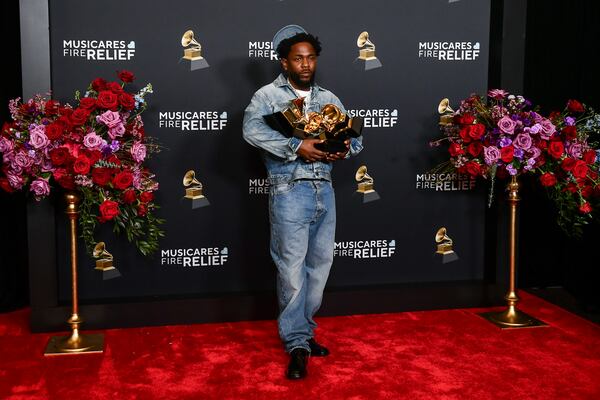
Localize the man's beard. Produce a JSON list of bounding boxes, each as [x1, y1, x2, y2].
[[288, 70, 315, 91]]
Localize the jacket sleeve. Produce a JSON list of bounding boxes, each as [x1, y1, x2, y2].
[[242, 90, 302, 161]]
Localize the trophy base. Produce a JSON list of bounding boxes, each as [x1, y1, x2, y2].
[[179, 57, 209, 71], [44, 333, 105, 356], [353, 57, 382, 71], [435, 251, 459, 264], [354, 190, 380, 203], [189, 197, 210, 209], [479, 308, 548, 329], [97, 267, 121, 280], [315, 140, 349, 153]]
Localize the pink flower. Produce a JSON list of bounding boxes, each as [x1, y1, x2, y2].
[[567, 142, 583, 159], [13, 151, 33, 169], [7, 172, 24, 189], [483, 146, 500, 165], [488, 89, 509, 100], [130, 142, 147, 163], [83, 131, 105, 150], [29, 127, 50, 149], [539, 119, 556, 139], [498, 116, 517, 134], [108, 123, 126, 140], [0, 137, 14, 153], [96, 110, 121, 128], [513, 133, 532, 150], [30, 178, 50, 198]]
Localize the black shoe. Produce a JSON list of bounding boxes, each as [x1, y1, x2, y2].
[[308, 338, 330, 357], [286, 348, 309, 380]]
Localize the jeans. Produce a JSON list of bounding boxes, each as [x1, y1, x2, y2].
[[269, 179, 336, 353]]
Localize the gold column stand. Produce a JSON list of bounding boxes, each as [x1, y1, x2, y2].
[[45, 192, 104, 355], [479, 176, 547, 329]]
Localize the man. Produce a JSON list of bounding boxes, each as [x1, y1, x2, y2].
[[242, 26, 363, 380]]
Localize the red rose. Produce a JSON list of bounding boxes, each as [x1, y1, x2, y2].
[[92, 78, 107, 92], [0, 177, 14, 192], [92, 167, 113, 186], [500, 145, 514, 163], [539, 172, 557, 187], [537, 140, 548, 150], [564, 183, 578, 193], [118, 92, 135, 110], [567, 99, 584, 113], [562, 126, 577, 140], [45, 123, 63, 140], [1, 122, 13, 136], [96, 90, 119, 110], [106, 82, 124, 94], [73, 156, 91, 175], [465, 161, 482, 177], [535, 154, 546, 167], [583, 150, 597, 164], [118, 70, 135, 83], [79, 149, 102, 165], [455, 114, 475, 125], [49, 147, 70, 166], [548, 111, 561, 121], [448, 143, 464, 157], [582, 186, 593, 199], [459, 127, 472, 143], [56, 115, 73, 132], [45, 100, 60, 116], [579, 202, 592, 214], [561, 157, 576, 172], [99, 200, 120, 222], [139, 191, 154, 203], [55, 172, 75, 190], [112, 171, 133, 190], [137, 203, 148, 217], [122, 189, 136, 204], [468, 124, 486, 140], [107, 154, 121, 166], [547, 141, 564, 159], [468, 141, 483, 157], [572, 160, 589, 179], [70, 107, 90, 126], [78, 97, 97, 111]]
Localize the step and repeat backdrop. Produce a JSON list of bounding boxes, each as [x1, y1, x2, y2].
[[49, 0, 491, 303]]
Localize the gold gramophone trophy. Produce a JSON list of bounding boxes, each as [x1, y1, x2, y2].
[[183, 169, 210, 209], [438, 98, 455, 126], [434, 227, 459, 263], [355, 31, 382, 71], [355, 165, 380, 203], [93, 242, 121, 280], [180, 30, 209, 71]]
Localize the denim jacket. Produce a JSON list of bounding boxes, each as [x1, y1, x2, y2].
[[243, 73, 363, 185]]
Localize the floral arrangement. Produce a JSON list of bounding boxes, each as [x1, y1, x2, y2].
[[432, 89, 600, 236], [0, 70, 164, 256]]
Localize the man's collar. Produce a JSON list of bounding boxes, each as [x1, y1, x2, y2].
[[273, 73, 324, 92]]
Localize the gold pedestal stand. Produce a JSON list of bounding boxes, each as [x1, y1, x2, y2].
[[45, 192, 104, 355], [479, 176, 547, 329]]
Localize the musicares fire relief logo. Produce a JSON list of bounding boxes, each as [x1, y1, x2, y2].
[[248, 40, 278, 60], [415, 172, 475, 191], [249, 178, 270, 195], [158, 111, 228, 132], [161, 247, 229, 267], [62, 39, 136, 61], [418, 41, 480, 61], [346, 108, 398, 129], [334, 239, 396, 259]]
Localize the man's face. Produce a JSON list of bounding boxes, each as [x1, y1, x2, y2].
[[281, 41, 317, 90]]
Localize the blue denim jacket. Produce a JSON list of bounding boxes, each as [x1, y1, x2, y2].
[[243, 73, 363, 185]]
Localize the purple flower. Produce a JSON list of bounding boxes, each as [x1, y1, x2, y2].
[[530, 112, 544, 123], [96, 110, 121, 128], [109, 140, 120, 152], [130, 142, 147, 163], [565, 116, 576, 126], [483, 146, 500, 165], [514, 148, 524, 159], [539, 119, 556, 139], [488, 89, 509, 100], [498, 116, 517, 134], [83, 131, 105, 150], [528, 147, 541, 160], [513, 133, 532, 150], [506, 164, 518, 175], [523, 158, 536, 171], [30, 178, 50, 198], [108, 123, 126, 140], [567, 142, 583, 158], [499, 137, 513, 148]]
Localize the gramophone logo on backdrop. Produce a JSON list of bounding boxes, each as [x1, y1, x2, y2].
[[161, 247, 229, 267], [183, 169, 210, 209], [354, 31, 382, 70], [62, 39, 136, 60], [249, 177, 270, 195], [418, 41, 480, 61], [334, 239, 396, 259], [180, 30, 209, 70], [158, 110, 228, 132]]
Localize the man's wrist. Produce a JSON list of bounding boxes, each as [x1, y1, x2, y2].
[[289, 137, 303, 153]]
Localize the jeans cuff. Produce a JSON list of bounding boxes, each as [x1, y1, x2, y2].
[[288, 345, 311, 354]]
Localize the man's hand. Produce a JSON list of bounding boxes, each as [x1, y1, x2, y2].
[[297, 138, 327, 162]]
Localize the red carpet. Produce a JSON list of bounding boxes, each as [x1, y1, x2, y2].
[[1, 292, 600, 399]]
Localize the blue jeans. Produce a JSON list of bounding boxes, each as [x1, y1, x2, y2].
[[269, 179, 336, 353]]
